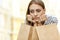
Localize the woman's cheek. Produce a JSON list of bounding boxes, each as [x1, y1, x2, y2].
[[40, 11, 45, 16]]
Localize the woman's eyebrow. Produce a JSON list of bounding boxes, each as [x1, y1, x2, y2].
[[36, 9, 41, 11]]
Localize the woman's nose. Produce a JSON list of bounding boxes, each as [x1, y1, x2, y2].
[[34, 12, 37, 16]]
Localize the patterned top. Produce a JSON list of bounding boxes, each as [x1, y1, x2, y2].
[[44, 15, 58, 25]]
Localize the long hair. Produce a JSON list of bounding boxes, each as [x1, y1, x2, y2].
[[26, 0, 45, 26]]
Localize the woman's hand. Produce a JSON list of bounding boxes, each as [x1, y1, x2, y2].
[[40, 14, 47, 22], [34, 14, 47, 26], [27, 14, 47, 26], [27, 15, 36, 23], [27, 15, 32, 22]]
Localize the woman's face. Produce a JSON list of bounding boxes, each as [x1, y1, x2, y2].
[[29, 3, 45, 20], [27, 3, 46, 23]]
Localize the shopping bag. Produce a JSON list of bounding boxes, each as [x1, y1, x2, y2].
[[28, 27, 39, 40], [17, 23, 59, 40], [17, 23, 31, 40], [36, 23, 59, 40]]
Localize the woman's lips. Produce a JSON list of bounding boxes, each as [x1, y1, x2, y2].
[[33, 17, 39, 21]]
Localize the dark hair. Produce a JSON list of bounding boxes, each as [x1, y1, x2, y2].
[[26, 0, 45, 26]]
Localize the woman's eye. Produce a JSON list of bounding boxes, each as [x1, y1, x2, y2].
[[36, 9, 41, 12], [30, 10, 34, 13]]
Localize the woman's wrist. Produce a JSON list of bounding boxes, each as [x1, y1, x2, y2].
[[34, 23, 42, 27]]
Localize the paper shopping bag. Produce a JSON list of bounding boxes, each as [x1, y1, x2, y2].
[[28, 27, 39, 40], [17, 23, 31, 40], [17, 23, 59, 40], [36, 23, 59, 40]]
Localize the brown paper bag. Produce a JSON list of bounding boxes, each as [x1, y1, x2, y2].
[[17, 23, 59, 40], [17, 23, 31, 40], [36, 23, 59, 40], [28, 27, 39, 40]]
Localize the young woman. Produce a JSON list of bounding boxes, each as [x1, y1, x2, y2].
[[17, 0, 58, 40], [26, 0, 58, 26]]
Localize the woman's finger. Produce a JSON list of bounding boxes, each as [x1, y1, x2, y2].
[[27, 15, 32, 21], [40, 14, 47, 21]]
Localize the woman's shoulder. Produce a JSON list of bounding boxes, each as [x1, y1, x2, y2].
[[44, 15, 58, 25]]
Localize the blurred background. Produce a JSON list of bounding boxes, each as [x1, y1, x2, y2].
[[0, 0, 60, 40]]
